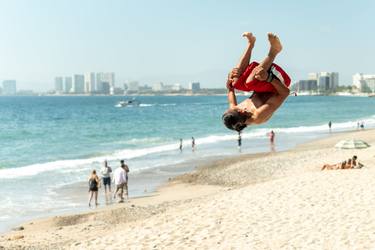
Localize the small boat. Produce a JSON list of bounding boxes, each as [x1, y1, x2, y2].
[[115, 99, 140, 107]]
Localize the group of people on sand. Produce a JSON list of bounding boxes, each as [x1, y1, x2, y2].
[[88, 160, 130, 207], [321, 155, 364, 170]]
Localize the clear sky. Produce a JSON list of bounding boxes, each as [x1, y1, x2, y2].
[[0, 0, 374, 91]]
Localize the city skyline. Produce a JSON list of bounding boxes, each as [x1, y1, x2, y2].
[[1, 0, 375, 91]]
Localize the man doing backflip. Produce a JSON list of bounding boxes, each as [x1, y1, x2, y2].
[[222, 32, 291, 132]]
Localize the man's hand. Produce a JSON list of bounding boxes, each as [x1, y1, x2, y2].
[[227, 68, 240, 91], [226, 77, 234, 91]]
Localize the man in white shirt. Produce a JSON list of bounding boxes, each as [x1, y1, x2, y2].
[[113, 164, 127, 202], [100, 160, 112, 195]]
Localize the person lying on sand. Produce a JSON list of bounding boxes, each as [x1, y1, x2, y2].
[[321, 162, 344, 170], [352, 155, 364, 169], [222, 32, 290, 132], [321, 156, 364, 170]]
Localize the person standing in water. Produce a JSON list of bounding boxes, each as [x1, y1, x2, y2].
[[88, 170, 100, 207], [237, 131, 242, 150], [192, 137, 196, 151], [179, 138, 183, 152], [269, 130, 275, 144], [120, 160, 130, 200], [113, 164, 127, 203], [328, 121, 332, 132], [100, 160, 112, 197]]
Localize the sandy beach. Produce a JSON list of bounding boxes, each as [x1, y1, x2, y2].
[[2, 129, 375, 249]]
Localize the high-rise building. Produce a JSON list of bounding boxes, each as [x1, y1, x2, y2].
[[102, 82, 111, 95], [106, 72, 115, 89], [188, 82, 201, 93], [96, 72, 115, 94], [64, 77, 73, 93], [96, 73, 104, 93], [2, 80, 17, 95], [330, 72, 339, 90], [353, 73, 375, 92], [152, 82, 164, 92], [318, 74, 330, 92], [313, 72, 339, 93], [73, 74, 85, 94], [296, 80, 318, 92], [55, 77, 64, 93], [84, 72, 96, 93]]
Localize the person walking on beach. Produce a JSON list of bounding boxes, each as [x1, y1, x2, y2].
[[222, 32, 290, 132], [120, 160, 130, 200], [113, 163, 127, 203], [192, 137, 195, 151], [328, 121, 332, 132], [88, 170, 100, 207], [100, 160, 112, 197], [179, 138, 183, 152]]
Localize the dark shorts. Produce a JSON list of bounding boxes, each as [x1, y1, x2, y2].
[[89, 187, 98, 192], [103, 177, 111, 186]]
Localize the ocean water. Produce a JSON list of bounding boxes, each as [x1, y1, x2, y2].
[[1, 95, 375, 231]]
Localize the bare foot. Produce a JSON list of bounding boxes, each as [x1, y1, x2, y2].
[[268, 33, 282, 55], [242, 32, 256, 47]]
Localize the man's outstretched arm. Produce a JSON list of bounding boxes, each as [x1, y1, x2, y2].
[[226, 78, 237, 108]]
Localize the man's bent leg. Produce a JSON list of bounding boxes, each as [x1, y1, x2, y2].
[[124, 183, 129, 199], [247, 33, 282, 82], [232, 33, 256, 83]]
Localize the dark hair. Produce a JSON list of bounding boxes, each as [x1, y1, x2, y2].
[[222, 110, 249, 132], [120, 160, 124, 164], [353, 155, 357, 160]]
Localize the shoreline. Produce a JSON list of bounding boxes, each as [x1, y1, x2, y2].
[[1, 128, 375, 248]]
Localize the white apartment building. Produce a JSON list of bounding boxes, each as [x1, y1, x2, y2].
[[96, 72, 115, 94], [353, 73, 375, 92], [152, 82, 164, 92], [84, 72, 96, 93], [64, 77, 72, 93], [54, 77, 64, 93]]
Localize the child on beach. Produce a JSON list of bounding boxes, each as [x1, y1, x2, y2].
[[222, 32, 290, 132], [88, 170, 100, 207]]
